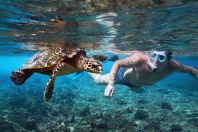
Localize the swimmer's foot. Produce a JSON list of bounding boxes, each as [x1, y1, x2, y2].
[[104, 85, 114, 96], [106, 55, 119, 62], [193, 69, 198, 79]]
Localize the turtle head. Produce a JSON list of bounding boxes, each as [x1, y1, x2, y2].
[[147, 50, 172, 72], [82, 58, 102, 73]]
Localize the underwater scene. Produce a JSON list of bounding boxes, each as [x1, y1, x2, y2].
[[0, 0, 198, 132]]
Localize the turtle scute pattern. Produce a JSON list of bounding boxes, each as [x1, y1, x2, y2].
[[22, 48, 86, 69]]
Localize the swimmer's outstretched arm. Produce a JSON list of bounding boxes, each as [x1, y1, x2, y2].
[[105, 55, 142, 96], [169, 61, 198, 79]]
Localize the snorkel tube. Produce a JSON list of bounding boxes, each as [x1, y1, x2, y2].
[[146, 50, 172, 72], [146, 50, 157, 72]]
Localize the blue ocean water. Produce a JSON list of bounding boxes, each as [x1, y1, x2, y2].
[[0, 1, 198, 132]]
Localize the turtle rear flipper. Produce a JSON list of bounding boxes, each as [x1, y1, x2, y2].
[[44, 62, 66, 102], [10, 70, 33, 85]]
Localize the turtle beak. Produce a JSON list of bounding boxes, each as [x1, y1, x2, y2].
[[96, 61, 102, 73], [99, 66, 103, 73], [94, 63, 102, 73], [90, 61, 102, 73], [148, 60, 158, 72]]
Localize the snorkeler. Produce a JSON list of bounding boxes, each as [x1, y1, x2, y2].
[[89, 50, 198, 96]]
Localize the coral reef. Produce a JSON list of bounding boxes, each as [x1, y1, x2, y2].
[[160, 102, 173, 110], [170, 124, 183, 132], [134, 110, 149, 120], [0, 73, 197, 132]]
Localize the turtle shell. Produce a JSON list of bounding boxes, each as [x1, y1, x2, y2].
[[22, 48, 86, 70]]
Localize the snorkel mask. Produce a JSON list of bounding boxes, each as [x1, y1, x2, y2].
[[147, 50, 172, 72]]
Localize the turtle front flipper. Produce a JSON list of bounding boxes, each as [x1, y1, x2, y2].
[[44, 63, 66, 102]]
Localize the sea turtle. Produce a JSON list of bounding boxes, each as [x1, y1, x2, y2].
[[10, 48, 103, 102]]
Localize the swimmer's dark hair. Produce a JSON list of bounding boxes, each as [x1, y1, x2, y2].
[[166, 51, 172, 61]]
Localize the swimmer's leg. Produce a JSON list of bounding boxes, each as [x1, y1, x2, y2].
[[89, 73, 110, 84]]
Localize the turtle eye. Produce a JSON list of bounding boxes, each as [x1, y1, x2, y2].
[[158, 55, 166, 62]]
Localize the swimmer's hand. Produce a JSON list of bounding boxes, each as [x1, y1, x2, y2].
[[193, 69, 198, 79], [104, 85, 114, 96]]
